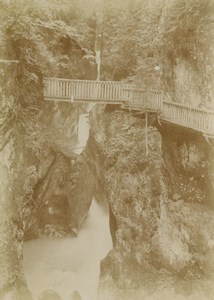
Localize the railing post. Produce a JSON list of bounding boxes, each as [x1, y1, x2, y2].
[[70, 81, 74, 103], [145, 109, 148, 157]]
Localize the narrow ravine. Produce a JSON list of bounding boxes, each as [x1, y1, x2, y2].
[[23, 112, 112, 300]]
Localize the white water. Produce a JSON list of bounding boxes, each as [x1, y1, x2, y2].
[[23, 113, 112, 300], [23, 201, 112, 300]]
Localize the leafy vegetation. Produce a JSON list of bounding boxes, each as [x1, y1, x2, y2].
[[100, 0, 214, 107]]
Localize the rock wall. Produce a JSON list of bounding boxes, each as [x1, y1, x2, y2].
[[24, 102, 95, 239], [91, 107, 214, 300], [0, 61, 33, 299], [0, 60, 95, 298]]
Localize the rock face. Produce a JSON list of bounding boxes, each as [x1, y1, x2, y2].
[[0, 61, 33, 299], [0, 58, 95, 298], [24, 103, 94, 239], [91, 108, 214, 300]]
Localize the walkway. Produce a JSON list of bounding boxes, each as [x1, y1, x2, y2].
[[44, 78, 214, 138]]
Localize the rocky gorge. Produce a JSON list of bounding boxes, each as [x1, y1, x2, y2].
[[0, 0, 214, 299]]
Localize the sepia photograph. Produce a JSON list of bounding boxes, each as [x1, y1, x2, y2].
[[0, 0, 214, 299]]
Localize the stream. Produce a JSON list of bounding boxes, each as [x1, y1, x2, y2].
[[23, 113, 112, 300]]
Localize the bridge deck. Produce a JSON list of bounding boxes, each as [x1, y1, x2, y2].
[[44, 78, 214, 137]]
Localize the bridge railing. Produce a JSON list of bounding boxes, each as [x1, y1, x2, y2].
[[44, 77, 214, 137], [44, 78, 136, 102], [162, 101, 214, 135], [44, 78, 162, 107], [44, 78, 71, 99], [123, 88, 163, 111], [71, 80, 123, 101]]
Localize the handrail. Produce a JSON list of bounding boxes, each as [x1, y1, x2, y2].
[[43, 77, 214, 137], [162, 101, 214, 135], [163, 100, 214, 114], [44, 77, 134, 85]]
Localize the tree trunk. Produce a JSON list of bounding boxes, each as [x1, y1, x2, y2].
[[94, 2, 103, 81]]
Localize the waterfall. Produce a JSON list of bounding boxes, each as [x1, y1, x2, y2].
[[74, 113, 90, 155]]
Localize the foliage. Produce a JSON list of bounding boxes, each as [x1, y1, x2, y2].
[[136, 0, 214, 106], [98, 0, 214, 107], [0, 0, 98, 155], [101, 0, 143, 81]]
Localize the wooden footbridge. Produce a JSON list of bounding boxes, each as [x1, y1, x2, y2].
[[44, 78, 214, 138]]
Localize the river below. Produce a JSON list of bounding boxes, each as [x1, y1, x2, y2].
[[23, 112, 112, 300], [23, 200, 112, 300]]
